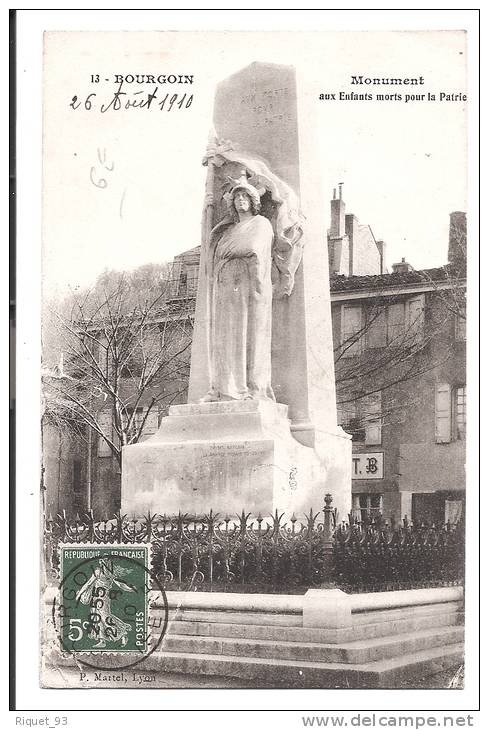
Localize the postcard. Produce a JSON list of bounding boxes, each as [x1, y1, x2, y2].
[[13, 11, 480, 720]]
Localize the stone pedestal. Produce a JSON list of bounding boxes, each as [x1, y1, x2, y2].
[[121, 400, 351, 518]]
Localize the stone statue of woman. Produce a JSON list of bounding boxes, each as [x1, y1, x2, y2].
[[201, 173, 275, 402]]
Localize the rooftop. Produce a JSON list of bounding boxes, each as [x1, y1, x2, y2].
[[330, 264, 465, 293]]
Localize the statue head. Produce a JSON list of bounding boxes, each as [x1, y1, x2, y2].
[[232, 188, 257, 217], [226, 172, 261, 217]]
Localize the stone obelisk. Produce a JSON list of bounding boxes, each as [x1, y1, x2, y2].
[[189, 62, 339, 448], [122, 62, 351, 519]]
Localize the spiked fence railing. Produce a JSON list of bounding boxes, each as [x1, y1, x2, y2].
[[44, 494, 464, 593]]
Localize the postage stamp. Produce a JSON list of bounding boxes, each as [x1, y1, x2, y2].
[[54, 544, 168, 670]]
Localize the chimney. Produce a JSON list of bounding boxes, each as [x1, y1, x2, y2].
[[376, 240, 388, 273], [330, 183, 345, 238], [391, 257, 414, 274], [448, 211, 467, 270]]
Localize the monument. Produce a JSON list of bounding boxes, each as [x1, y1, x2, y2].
[[122, 62, 352, 518]]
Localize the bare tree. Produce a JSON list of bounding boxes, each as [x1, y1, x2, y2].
[[43, 268, 192, 469]]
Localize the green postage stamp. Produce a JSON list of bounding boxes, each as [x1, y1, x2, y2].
[[59, 545, 150, 654]]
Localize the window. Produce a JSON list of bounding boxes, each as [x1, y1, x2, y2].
[[338, 392, 382, 445], [352, 493, 383, 522], [455, 312, 466, 341], [186, 264, 199, 295], [341, 304, 363, 356], [435, 383, 466, 443], [363, 392, 382, 445], [178, 271, 188, 295], [356, 294, 425, 355], [97, 410, 113, 457], [127, 408, 159, 441], [96, 336, 114, 378], [337, 400, 362, 440], [455, 386, 466, 439]]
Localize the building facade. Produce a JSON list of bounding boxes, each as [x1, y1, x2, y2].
[[328, 196, 466, 524], [331, 269, 466, 524], [43, 194, 466, 525]]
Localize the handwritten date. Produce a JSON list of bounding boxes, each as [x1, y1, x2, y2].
[[70, 82, 193, 113]]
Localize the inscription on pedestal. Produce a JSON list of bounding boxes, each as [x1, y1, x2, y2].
[[239, 86, 293, 129]]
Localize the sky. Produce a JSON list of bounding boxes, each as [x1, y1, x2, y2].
[[42, 30, 467, 299]]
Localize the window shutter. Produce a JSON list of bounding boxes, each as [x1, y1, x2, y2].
[[341, 304, 363, 355], [406, 294, 425, 340], [141, 409, 159, 439], [366, 307, 387, 348], [387, 302, 405, 344], [435, 383, 452, 443], [130, 408, 160, 441], [445, 500, 463, 525], [364, 392, 382, 445]]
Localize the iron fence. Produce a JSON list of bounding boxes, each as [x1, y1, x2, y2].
[[333, 513, 464, 591], [44, 494, 464, 593]]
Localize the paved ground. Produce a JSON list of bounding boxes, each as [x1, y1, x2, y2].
[[398, 663, 464, 689], [44, 662, 464, 691]]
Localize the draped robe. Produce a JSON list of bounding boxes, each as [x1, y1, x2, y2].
[[208, 214, 275, 400]]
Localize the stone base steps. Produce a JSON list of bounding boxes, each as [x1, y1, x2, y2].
[[159, 601, 461, 644], [41, 587, 464, 688], [151, 600, 464, 687], [160, 625, 464, 664], [146, 643, 464, 688]]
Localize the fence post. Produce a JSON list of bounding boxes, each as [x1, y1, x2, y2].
[[321, 493, 335, 586]]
